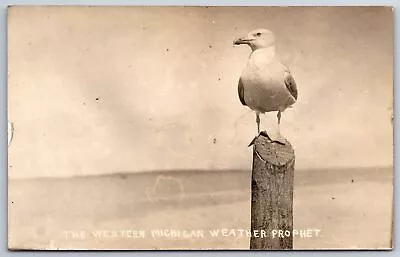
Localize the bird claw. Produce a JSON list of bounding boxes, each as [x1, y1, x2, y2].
[[248, 131, 272, 147], [271, 133, 287, 145], [271, 138, 286, 145], [248, 131, 286, 147], [259, 130, 271, 139], [248, 137, 257, 147]]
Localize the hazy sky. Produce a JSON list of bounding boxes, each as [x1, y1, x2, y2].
[[8, 6, 393, 178]]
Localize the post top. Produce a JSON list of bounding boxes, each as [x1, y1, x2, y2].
[[253, 133, 295, 167]]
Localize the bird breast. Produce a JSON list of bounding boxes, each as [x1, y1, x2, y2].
[[241, 59, 295, 113]]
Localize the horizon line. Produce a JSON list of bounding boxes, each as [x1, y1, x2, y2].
[[8, 165, 393, 181]]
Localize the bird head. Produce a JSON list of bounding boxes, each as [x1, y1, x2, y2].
[[233, 29, 275, 51]]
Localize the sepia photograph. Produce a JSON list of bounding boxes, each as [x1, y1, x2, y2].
[[7, 6, 393, 250]]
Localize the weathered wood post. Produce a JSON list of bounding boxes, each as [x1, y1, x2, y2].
[[250, 133, 295, 250]]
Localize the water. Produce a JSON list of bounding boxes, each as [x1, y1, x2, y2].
[[8, 167, 393, 250]]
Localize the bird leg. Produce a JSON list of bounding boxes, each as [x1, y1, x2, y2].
[[273, 110, 286, 145], [248, 112, 261, 147], [249, 112, 286, 146], [277, 110, 281, 133]]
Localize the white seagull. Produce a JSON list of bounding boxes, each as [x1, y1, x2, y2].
[[233, 29, 298, 145]]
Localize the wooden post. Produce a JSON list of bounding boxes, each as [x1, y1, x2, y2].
[[250, 133, 295, 250]]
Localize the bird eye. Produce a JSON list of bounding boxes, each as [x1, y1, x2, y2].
[[256, 32, 262, 37]]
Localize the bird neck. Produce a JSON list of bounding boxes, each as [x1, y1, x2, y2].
[[249, 46, 277, 65]]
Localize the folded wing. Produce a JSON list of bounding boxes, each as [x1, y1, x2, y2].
[[238, 78, 247, 106], [284, 71, 298, 100]]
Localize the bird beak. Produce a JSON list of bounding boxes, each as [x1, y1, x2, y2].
[[233, 37, 252, 45]]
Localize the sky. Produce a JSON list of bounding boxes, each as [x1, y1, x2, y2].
[[8, 6, 393, 179]]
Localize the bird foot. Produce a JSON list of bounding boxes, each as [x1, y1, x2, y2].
[[248, 131, 286, 147], [271, 136, 286, 145], [270, 132, 287, 145], [248, 131, 272, 147], [248, 136, 257, 147]]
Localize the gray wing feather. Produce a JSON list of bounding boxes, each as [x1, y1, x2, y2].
[[284, 72, 298, 100], [238, 78, 247, 106]]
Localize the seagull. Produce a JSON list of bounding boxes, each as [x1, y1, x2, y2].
[[233, 29, 298, 145]]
